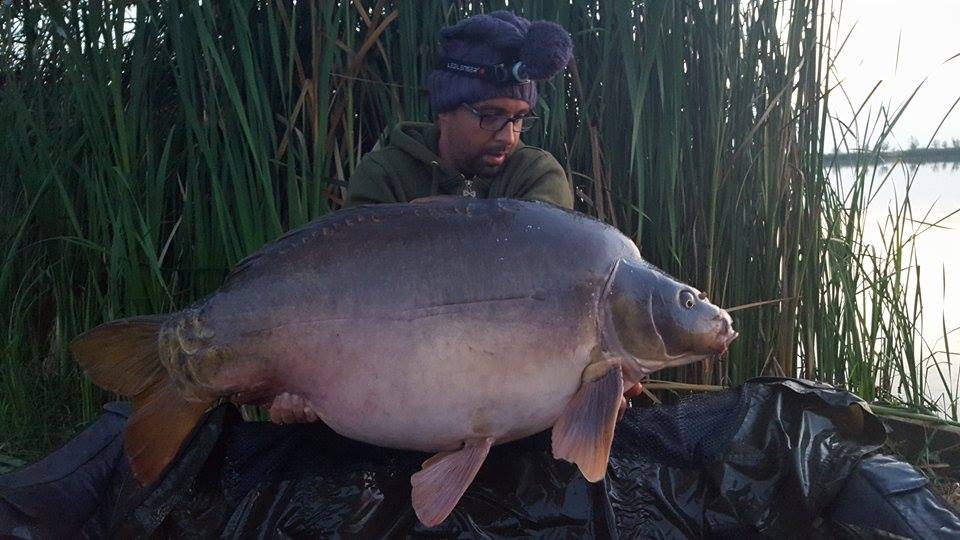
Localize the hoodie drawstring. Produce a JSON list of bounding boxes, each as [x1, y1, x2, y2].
[[429, 161, 441, 196]]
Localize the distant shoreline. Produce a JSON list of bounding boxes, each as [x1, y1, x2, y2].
[[826, 147, 960, 166]]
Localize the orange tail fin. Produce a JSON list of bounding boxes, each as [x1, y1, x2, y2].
[[70, 316, 211, 484]]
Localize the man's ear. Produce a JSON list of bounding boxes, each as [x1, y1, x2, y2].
[[437, 111, 458, 136]]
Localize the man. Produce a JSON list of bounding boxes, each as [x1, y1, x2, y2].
[[343, 10, 640, 422], [346, 10, 574, 209], [271, 13, 579, 426]]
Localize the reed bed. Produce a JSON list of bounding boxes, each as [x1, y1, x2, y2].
[[0, 0, 949, 460]]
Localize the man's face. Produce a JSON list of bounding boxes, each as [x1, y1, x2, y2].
[[437, 96, 530, 177]]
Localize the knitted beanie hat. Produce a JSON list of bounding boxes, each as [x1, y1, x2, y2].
[[427, 10, 573, 116]]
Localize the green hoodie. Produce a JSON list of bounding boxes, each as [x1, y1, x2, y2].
[[345, 122, 573, 209]]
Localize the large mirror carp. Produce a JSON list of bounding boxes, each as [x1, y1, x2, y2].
[[71, 198, 738, 527]]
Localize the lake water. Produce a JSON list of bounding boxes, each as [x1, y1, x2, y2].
[[835, 161, 960, 413]]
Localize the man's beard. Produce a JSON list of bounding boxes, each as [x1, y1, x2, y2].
[[464, 145, 511, 177]]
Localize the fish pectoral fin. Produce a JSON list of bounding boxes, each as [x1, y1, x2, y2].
[[410, 436, 494, 527], [551, 360, 623, 482], [126, 378, 211, 485]]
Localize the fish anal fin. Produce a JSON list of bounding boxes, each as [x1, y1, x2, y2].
[[551, 360, 623, 482], [126, 377, 210, 485], [410, 436, 494, 527]]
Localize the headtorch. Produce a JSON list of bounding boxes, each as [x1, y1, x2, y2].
[[436, 56, 532, 85]]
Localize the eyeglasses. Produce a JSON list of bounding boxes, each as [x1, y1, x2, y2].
[[461, 103, 540, 133]]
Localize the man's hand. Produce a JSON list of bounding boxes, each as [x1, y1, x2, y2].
[[268, 392, 319, 424], [410, 195, 461, 204]]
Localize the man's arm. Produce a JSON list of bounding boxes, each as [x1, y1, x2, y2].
[[345, 156, 400, 207]]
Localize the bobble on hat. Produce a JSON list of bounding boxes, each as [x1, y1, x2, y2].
[[427, 11, 573, 115], [519, 20, 574, 80]]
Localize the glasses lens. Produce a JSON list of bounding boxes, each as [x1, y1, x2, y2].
[[478, 115, 540, 132], [479, 115, 509, 131], [519, 115, 539, 132]]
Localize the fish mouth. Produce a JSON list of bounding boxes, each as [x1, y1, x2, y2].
[[712, 316, 739, 353]]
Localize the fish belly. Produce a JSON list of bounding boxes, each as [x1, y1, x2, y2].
[[258, 298, 598, 452]]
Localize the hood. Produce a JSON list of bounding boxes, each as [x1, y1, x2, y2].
[[388, 122, 446, 168], [388, 122, 463, 194], [386, 122, 528, 196]]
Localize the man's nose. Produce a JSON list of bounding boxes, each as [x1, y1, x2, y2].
[[493, 121, 520, 146]]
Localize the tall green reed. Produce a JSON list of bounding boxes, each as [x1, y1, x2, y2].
[[0, 0, 948, 459]]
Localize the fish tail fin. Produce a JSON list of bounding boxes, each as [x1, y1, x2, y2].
[[70, 315, 169, 396], [70, 315, 211, 484], [126, 377, 210, 484]]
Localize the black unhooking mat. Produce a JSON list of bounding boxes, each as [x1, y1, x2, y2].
[[3, 377, 960, 538]]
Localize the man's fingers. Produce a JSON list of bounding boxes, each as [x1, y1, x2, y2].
[[268, 392, 320, 424], [411, 195, 459, 204], [624, 382, 643, 398]]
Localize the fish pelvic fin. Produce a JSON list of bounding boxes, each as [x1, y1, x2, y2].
[[551, 360, 623, 482], [410, 437, 494, 527], [70, 315, 212, 485]]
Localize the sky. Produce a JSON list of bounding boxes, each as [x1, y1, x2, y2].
[[829, 0, 960, 150]]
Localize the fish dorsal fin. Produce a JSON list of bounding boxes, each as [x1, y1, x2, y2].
[[126, 377, 210, 484], [224, 206, 388, 285], [410, 437, 494, 527], [551, 360, 623, 482]]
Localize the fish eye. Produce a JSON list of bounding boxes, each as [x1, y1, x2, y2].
[[679, 290, 697, 309]]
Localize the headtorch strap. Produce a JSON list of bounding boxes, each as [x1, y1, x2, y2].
[[436, 56, 531, 85]]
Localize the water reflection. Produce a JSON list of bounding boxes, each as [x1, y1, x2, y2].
[[877, 160, 960, 174], [833, 161, 960, 413]]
